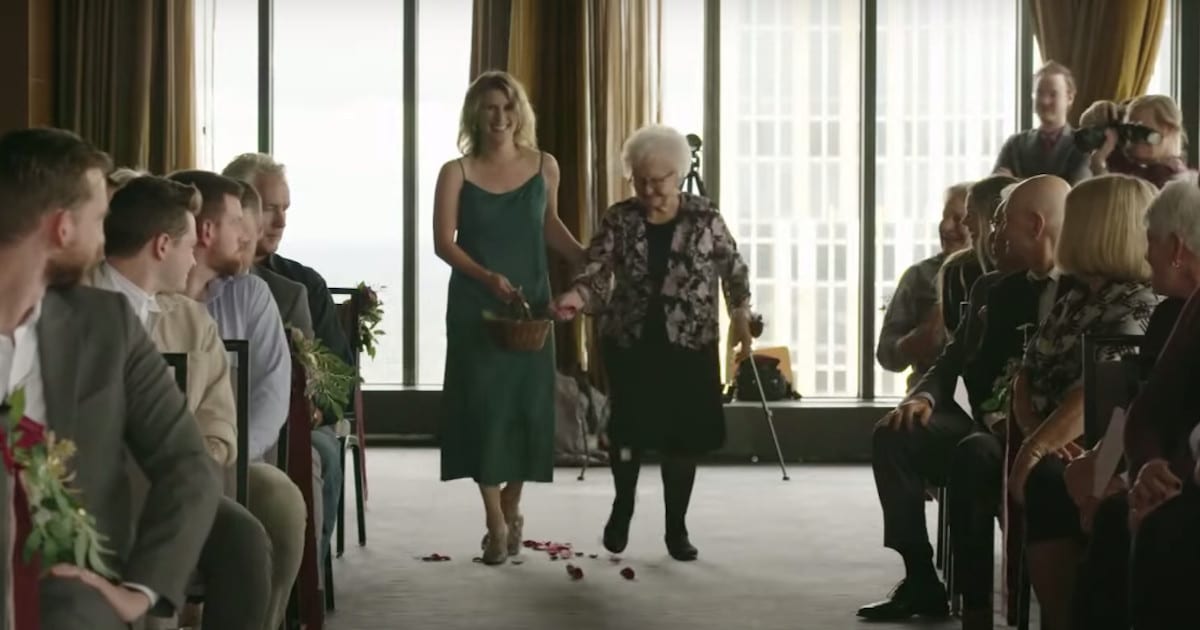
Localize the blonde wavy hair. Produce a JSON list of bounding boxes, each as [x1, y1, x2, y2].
[[457, 71, 538, 157], [1056, 174, 1155, 283], [1125, 94, 1186, 159]]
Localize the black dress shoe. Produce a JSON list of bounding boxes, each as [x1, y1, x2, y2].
[[603, 513, 631, 554], [856, 578, 949, 621], [665, 535, 698, 561]]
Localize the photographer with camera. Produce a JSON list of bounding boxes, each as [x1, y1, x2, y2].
[[1079, 94, 1188, 189], [993, 61, 1092, 185]]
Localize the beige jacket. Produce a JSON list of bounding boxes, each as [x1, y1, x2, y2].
[[150, 293, 238, 468]]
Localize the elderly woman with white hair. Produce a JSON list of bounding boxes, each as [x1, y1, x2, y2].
[[554, 124, 753, 561]]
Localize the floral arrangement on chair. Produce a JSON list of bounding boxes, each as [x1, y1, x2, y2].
[[356, 282, 385, 360], [288, 328, 356, 427], [2, 387, 115, 578]]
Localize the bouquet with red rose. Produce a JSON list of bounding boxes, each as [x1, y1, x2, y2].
[[2, 387, 115, 577]]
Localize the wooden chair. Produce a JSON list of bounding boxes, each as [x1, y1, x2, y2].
[[279, 346, 325, 630], [330, 287, 368, 557]]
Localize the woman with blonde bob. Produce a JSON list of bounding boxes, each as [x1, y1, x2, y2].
[[1006, 174, 1160, 630], [433, 71, 585, 564]]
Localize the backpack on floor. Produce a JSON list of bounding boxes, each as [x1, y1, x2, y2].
[[726, 355, 801, 402]]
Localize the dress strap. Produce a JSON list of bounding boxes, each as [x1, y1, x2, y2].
[[457, 158, 466, 178], [538, 151, 544, 171]]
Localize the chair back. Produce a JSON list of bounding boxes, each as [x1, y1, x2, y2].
[[1082, 333, 1145, 444], [161, 352, 188, 392], [330, 287, 361, 370], [223, 339, 251, 506]]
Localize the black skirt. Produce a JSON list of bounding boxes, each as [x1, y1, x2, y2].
[[602, 328, 726, 455]]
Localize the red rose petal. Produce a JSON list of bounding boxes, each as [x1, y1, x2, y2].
[[620, 567, 635, 580]]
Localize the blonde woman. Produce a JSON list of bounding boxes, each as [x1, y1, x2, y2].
[[1090, 94, 1189, 188], [1007, 174, 1160, 630], [433, 71, 585, 565]]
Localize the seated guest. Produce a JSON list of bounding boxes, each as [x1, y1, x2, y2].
[[167, 170, 307, 630], [1086, 94, 1188, 189], [0, 127, 220, 628], [858, 175, 1073, 624], [1008, 174, 1160, 630], [939, 176, 1018, 335], [1070, 175, 1200, 629], [222, 153, 347, 566], [92, 175, 273, 630], [993, 61, 1092, 184], [239, 183, 314, 338], [877, 183, 971, 391]]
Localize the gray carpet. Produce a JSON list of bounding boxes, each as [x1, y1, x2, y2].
[[327, 449, 1023, 630]]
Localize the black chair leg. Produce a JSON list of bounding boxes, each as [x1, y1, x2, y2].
[[935, 487, 947, 571], [352, 441, 367, 546], [337, 436, 347, 557]]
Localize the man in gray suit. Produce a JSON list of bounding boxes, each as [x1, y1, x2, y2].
[[0, 128, 221, 629], [237, 184, 315, 338]]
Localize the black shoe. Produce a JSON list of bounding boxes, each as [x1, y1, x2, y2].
[[665, 535, 698, 561], [603, 511, 631, 554], [856, 578, 949, 621]]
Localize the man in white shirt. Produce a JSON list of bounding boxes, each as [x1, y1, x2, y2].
[[95, 175, 282, 630], [0, 127, 220, 628]]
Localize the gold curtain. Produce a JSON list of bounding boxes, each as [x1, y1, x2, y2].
[[56, 0, 195, 173], [470, 0, 511, 79], [1029, 0, 1167, 124]]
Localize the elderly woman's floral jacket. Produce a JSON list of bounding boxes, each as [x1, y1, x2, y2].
[[573, 192, 751, 349]]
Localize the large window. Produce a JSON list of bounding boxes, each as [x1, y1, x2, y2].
[[719, 0, 862, 397], [193, 0, 257, 172], [873, 0, 1019, 398], [270, 3, 406, 385], [417, 0, 473, 386]]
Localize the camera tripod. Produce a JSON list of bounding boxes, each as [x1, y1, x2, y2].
[[682, 133, 707, 197]]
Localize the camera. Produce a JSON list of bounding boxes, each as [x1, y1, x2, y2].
[[1074, 123, 1163, 153]]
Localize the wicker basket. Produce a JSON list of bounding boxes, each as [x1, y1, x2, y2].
[[484, 316, 552, 352]]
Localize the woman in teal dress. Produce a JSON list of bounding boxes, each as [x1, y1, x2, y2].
[[432, 71, 585, 565]]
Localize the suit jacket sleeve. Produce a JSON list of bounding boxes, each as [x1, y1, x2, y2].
[[195, 314, 237, 467], [1125, 291, 1200, 479], [993, 133, 1019, 174], [289, 284, 315, 340], [120, 304, 221, 611]]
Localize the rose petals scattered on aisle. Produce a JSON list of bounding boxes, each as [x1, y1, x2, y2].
[[419, 553, 451, 562]]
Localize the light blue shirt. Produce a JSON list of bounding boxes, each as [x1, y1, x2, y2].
[[205, 274, 291, 461]]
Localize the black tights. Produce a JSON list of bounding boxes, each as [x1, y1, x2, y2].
[[608, 446, 697, 538]]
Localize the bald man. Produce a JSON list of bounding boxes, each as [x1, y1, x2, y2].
[[859, 175, 1081, 626]]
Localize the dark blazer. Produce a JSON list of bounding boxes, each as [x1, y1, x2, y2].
[[913, 270, 1079, 417], [252, 264, 315, 339], [36, 287, 221, 615], [1125, 292, 1200, 480]]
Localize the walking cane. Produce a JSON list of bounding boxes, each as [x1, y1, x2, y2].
[[741, 351, 791, 481]]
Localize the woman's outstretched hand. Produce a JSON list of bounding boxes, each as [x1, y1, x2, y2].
[[552, 289, 584, 321]]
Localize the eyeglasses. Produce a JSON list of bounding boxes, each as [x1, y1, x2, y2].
[[631, 172, 676, 190]]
